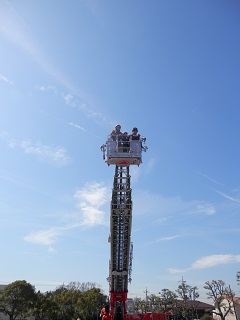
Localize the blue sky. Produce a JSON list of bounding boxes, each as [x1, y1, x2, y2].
[[1, 0, 240, 302]]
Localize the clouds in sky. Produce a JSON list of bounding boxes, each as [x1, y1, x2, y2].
[[214, 189, 240, 203], [0, 1, 111, 126], [192, 254, 240, 269], [0, 0, 115, 130], [38, 85, 57, 92], [68, 122, 86, 132], [7, 137, 70, 167], [0, 130, 70, 166], [37, 85, 112, 126], [168, 254, 240, 274], [61, 92, 109, 124], [198, 172, 240, 204], [197, 171, 224, 186], [63, 93, 76, 107], [0, 1, 45, 69], [145, 235, 182, 246], [196, 203, 216, 215], [74, 181, 108, 226], [24, 177, 231, 277], [24, 227, 63, 246], [0, 74, 13, 85], [134, 189, 217, 219], [19, 140, 70, 166], [24, 181, 109, 249], [23, 181, 222, 251]]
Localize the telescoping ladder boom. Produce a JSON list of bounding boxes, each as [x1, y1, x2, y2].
[[101, 132, 147, 320], [109, 165, 132, 318]]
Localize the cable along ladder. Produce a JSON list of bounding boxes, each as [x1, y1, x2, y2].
[[101, 133, 147, 320]]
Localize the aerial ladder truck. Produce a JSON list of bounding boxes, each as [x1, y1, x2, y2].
[[101, 130, 148, 320]]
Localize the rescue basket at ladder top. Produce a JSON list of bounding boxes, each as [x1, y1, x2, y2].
[[100, 134, 148, 166]]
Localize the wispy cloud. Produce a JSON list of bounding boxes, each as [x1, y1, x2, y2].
[[24, 227, 63, 246], [38, 87, 111, 126], [192, 254, 240, 269], [168, 254, 240, 274], [24, 181, 109, 250], [19, 140, 70, 166], [197, 171, 224, 186], [37, 85, 57, 92], [0, 74, 13, 85], [134, 190, 216, 218], [0, 1, 45, 68], [145, 235, 182, 246], [74, 181, 108, 226], [160, 235, 182, 241], [168, 267, 190, 274], [68, 122, 86, 131], [0, 130, 8, 140], [0, 132, 70, 166], [63, 93, 76, 107], [24, 226, 65, 252], [62, 92, 109, 124], [0, 1, 112, 127], [214, 189, 240, 203], [196, 203, 216, 215]]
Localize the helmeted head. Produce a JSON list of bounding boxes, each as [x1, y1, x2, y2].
[[115, 124, 121, 131], [132, 127, 138, 133]]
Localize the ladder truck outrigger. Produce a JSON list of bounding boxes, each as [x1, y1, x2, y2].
[[100, 129, 148, 320]]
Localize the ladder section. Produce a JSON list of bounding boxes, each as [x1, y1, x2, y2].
[[110, 165, 132, 293]]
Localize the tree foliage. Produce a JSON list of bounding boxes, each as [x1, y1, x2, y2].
[[78, 287, 105, 320], [0, 278, 237, 320], [0, 280, 36, 320], [0, 280, 106, 320], [174, 283, 199, 320], [204, 280, 235, 320], [130, 297, 145, 313], [49, 284, 106, 320], [54, 282, 99, 294], [52, 289, 82, 320], [34, 291, 59, 320], [158, 289, 177, 312]]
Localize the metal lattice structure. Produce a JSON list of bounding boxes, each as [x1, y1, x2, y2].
[[101, 133, 147, 320], [110, 165, 132, 290]]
